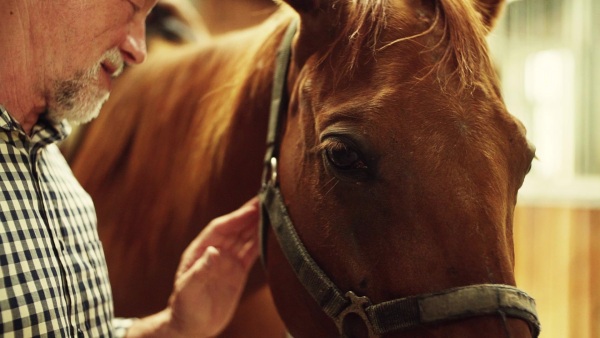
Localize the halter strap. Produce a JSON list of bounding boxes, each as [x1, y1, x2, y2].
[[260, 18, 298, 267], [263, 19, 296, 172], [261, 184, 540, 336], [259, 20, 541, 337]]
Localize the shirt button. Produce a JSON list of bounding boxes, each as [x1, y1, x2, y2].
[[77, 328, 84, 338]]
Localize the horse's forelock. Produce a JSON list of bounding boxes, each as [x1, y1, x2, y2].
[[319, 0, 497, 94], [435, 0, 497, 93], [316, 0, 387, 79]]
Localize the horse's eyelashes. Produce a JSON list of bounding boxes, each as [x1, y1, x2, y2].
[[327, 144, 364, 169], [322, 137, 372, 180]]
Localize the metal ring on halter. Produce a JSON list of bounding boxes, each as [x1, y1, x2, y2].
[[334, 292, 379, 338], [269, 157, 278, 186]]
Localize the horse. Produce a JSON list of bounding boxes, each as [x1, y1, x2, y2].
[[68, 0, 540, 337], [193, 0, 277, 35]]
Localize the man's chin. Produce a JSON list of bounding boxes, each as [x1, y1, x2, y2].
[[65, 112, 100, 126], [48, 93, 109, 125]]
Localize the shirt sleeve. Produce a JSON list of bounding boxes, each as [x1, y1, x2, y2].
[[113, 317, 137, 338]]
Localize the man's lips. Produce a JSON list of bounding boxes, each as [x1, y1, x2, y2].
[[101, 62, 121, 77]]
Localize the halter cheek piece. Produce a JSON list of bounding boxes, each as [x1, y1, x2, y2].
[[259, 20, 541, 338]]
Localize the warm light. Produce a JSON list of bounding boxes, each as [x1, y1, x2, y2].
[[523, 50, 575, 179]]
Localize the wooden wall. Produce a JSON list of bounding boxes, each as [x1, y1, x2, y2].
[[514, 205, 600, 338]]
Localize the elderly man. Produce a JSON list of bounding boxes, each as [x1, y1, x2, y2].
[[0, 0, 259, 337]]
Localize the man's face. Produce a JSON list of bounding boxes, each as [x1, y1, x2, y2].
[[47, 48, 123, 125], [39, 0, 158, 124]]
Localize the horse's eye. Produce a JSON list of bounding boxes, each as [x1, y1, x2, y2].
[[325, 140, 368, 171]]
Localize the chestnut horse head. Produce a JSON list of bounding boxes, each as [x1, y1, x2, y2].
[[69, 0, 538, 337], [261, 0, 538, 337]]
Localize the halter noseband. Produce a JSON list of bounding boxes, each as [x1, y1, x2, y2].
[[258, 20, 541, 338]]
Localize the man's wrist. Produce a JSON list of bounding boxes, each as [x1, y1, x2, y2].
[[114, 317, 138, 338]]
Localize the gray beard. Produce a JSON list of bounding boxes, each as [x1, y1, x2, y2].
[[46, 48, 122, 125], [47, 63, 109, 125]]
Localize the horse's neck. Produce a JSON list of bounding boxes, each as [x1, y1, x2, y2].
[[167, 15, 290, 220]]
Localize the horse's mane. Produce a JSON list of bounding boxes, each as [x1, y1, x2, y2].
[[434, 0, 497, 91], [325, 0, 496, 93]]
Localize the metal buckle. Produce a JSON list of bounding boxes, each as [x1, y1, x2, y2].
[[335, 291, 379, 338], [269, 157, 278, 186]]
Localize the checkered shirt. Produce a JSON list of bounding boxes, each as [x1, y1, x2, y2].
[[0, 106, 131, 337]]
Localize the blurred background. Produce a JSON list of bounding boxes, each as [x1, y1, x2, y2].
[[488, 0, 600, 337]]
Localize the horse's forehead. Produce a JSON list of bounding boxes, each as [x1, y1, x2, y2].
[[307, 68, 529, 164], [296, 1, 527, 158]]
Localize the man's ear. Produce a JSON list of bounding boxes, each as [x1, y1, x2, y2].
[[473, 0, 506, 32]]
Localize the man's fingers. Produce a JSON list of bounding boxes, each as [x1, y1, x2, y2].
[[178, 198, 260, 278], [241, 196, 259, 208], [201, 246, 220, 269], [210, 197, 259, 236], [238, 237, 259, 271]]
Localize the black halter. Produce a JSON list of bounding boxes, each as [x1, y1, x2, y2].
[[258, 20, 541, 338]]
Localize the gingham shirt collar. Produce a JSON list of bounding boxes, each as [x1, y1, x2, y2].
[[0, 105, 72, 145]]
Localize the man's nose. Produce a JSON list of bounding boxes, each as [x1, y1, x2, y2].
[[120, 20, 147, 65]]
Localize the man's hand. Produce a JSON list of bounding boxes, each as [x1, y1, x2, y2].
[[168, 197, 260, 337], [126, 197, 260, 338]]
